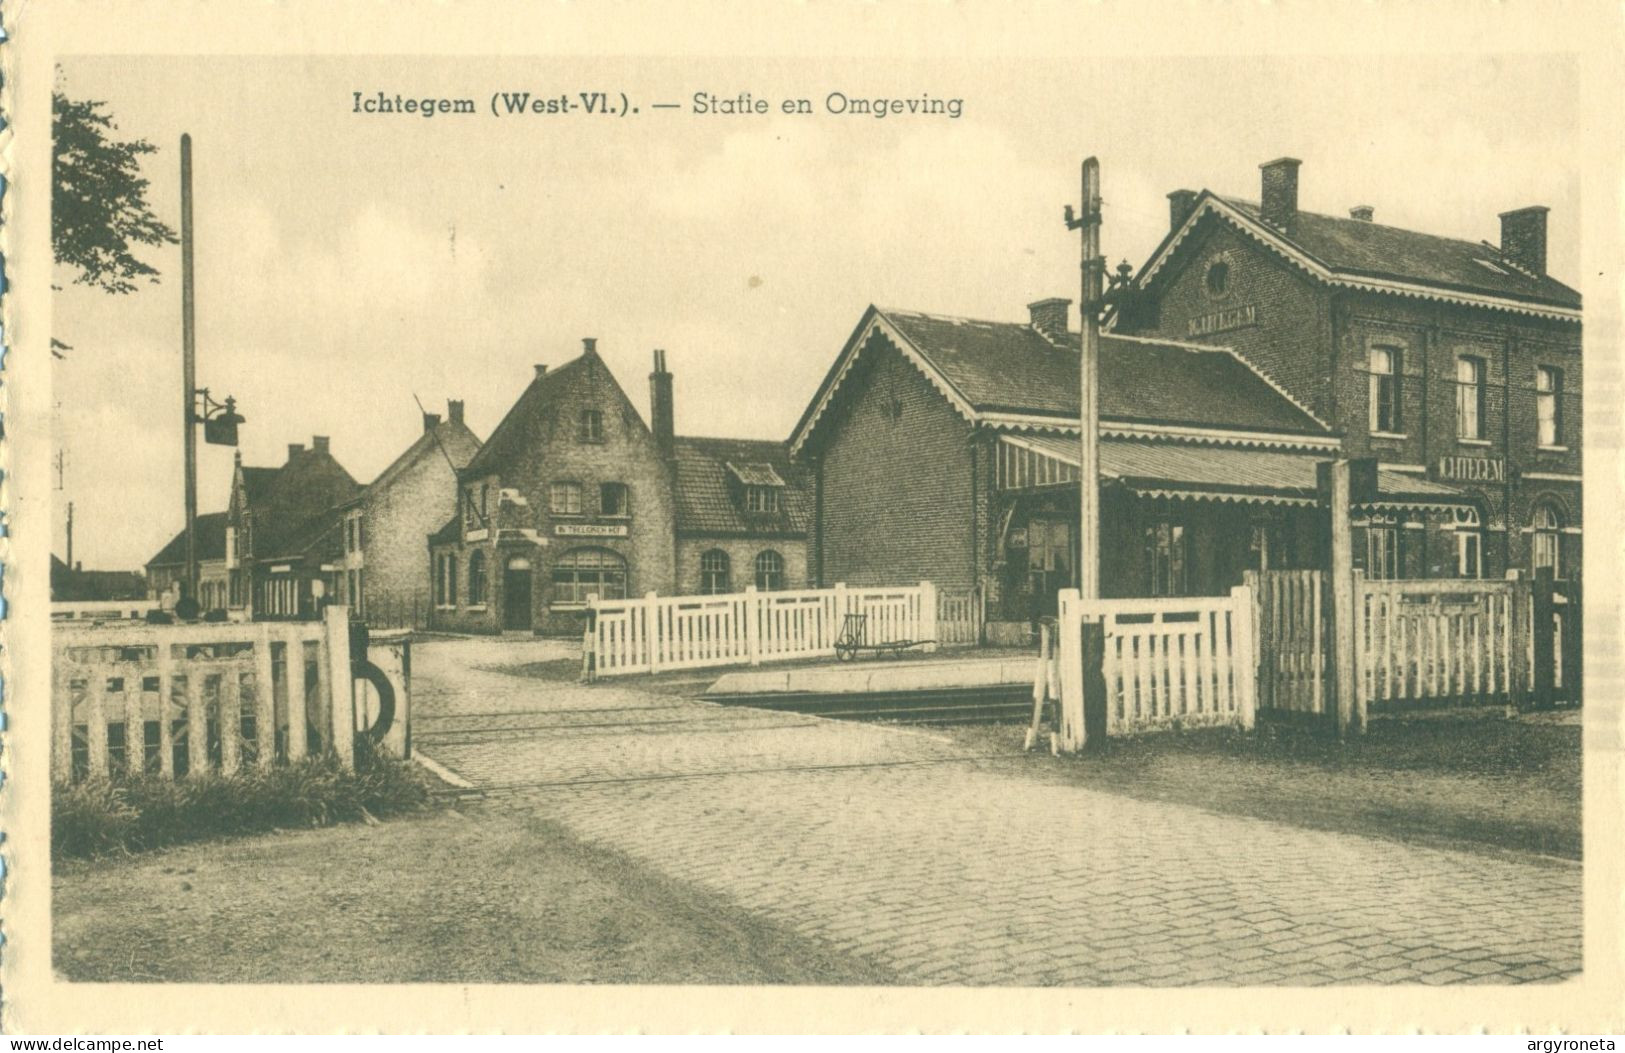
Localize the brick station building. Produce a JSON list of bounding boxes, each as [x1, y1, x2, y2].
[[789, 304, 1471, 644], [429, 340, 812, 635], [1117, 158, 1582, 582]]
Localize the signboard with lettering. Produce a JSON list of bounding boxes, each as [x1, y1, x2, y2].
[[1186, 303, 1258, 338], [555, 522, 630, 538], [1436, 456, 1506, 484]]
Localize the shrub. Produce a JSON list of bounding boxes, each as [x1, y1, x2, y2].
[[53, 746, 436, 859]]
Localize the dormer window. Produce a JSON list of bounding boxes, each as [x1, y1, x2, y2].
[[726, 462, 786, 515], [578, 409, 604, 443]]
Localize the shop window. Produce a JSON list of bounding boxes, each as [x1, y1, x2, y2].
[[1455, 355, 1486, 441], [1366, 524, 1401, 581], [1531, 504, 1562, 579], [578, 409, 604, 443], [468, 550, 487, 606], [549, 481, 583, 515], [552, 547, 627, 605], [1369, 346, 1402, 434], [754, 550, 785, 592], [1537, 367, 1564, 447], [700, 549, 731, 595], [600, 482, 630, 517], [1144, 520, 1188, 597]]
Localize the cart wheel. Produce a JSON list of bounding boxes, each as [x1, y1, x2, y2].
[[836, 644, 855, 661]]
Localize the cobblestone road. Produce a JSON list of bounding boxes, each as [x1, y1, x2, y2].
[[413, 639, 1582, 986]]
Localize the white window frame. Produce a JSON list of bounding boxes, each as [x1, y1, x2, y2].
[[549, 480, 583, 516], [1368, 346, 1402, 436], [1455, 530, 1482, 579], [1455, 355, 1486, 442], [1537, 366, 1564, 448]]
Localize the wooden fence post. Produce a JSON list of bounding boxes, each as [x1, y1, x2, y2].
[[1081, 620, 1108, 748], [745, 585, 761, 666], [1506, 570, 1530, 705], [581, 598, 597, 681], [832, 582, 848, 654], [1324, 459, 1362, 738], [1532, 566, 1556, 709], [1230, 583, 1257, 730], [1561, 578, 1582, 705], [919, 580, 938, 652], [324, 604, 355, 767], [1055, 589, 1083, 753]]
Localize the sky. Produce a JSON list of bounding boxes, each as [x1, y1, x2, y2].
[[53, 53, 1581, 570]]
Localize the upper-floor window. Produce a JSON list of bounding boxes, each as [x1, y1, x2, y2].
[[1369, 346, 1402, 434], [745, 485, 779, 514], [578, 409, 604, 443], [549, 481, 583, 515], [754, 549, 785, 592], [700, 549, 731, 595], [1455, 355, 1486, 441], [1532, 503, 1562, 579], [600, 482, 630, 518], [1537, 366, 1564, 447]]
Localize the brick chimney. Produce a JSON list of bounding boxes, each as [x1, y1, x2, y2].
[[286, 442, 305, 463], [534, 364, 548, 379], [649, 349, 675, 457], [447, 399, 464, 425], [312, 435, 330, 455], [582, 337, 598, 356], [1349, 205, 1374, 222], [1259, 157, 1301, 229], [422, 411, 441, 433], [1167, 189, 1199, 231], [1027, 298, 1071, 343], [1499, 206, 1548, 275]]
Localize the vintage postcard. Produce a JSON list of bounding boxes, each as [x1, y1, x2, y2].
[[4, 0, 1623, 1036]]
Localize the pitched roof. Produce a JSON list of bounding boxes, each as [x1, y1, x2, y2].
[[429, 513, 462, 546], [241, 448, 361, 560], [147, 511, 229, 568], [462, 354, 597, 479], [368, 417, 483, 495], [51, 555, 148, 602], [241, 467, 280, 506], [1139, 192, 1580, 317], [261, 506, 344, 562], [673, 436, 813, 537]]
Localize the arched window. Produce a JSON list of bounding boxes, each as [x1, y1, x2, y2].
[[468, 550, 487, 606], [754, 549, 785, 592], [1532, 503, 1562, 579], [700, 549, 731, 595], [552, 547, 627, 604]]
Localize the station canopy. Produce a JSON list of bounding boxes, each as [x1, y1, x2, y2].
[[995, 433, 1473, 512]]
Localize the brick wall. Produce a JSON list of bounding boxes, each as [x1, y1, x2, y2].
[[674, 537, 809, 595], [1131, 217, 1334, 419], [817, 331, 976, 588], [358, 427, 479, 628]]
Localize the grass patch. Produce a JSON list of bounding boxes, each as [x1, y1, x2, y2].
[[52, 742, 435, 860]]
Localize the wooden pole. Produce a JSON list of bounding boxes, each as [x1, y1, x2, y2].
[[1076, 158, 1103, 601], [181, 134, 199, 603], [1326, 459, 1361, 737]]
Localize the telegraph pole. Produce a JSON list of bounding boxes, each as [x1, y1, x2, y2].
[[181, 133, 199, 602], [1066, 157, 1104, 600]]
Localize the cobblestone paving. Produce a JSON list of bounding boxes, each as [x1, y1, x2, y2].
[[412, 639, 1583, 986]]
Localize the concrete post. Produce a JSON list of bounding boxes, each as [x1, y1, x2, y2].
[[1326, 459, 1361, 738]]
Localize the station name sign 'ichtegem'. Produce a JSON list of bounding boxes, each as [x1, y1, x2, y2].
[[1186, 304, 1258, 338], [1436, 455, 1507, 483], [555, 523, 631, 538]]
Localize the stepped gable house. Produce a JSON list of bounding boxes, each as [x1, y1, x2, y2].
[[225, 436, 361, 620], [1118, 157, 1582, 581], [789, 303, 1470, 643], [428, 340, 811, 636], [336, 400, 481, 628]]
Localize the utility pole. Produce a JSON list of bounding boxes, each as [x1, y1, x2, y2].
[[1066, 157, 1104, 600], [66, 502, 74, 570], [182, 133, 198, 602]]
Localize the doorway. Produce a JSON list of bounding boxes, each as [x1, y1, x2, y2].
[[503, 556, 533, 631]]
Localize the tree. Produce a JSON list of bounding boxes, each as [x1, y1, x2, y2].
[[53, 91, 177, 296]]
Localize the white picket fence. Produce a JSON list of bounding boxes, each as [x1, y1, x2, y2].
[[1054, 586, 1257, 750], [53, 606, 355, 782], [1356, 575, 1521, 710], [587, 582, 937, 677]]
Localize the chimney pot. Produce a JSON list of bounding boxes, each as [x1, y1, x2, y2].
[[1259, 157, 1302, 229], [534, 364, 548, 379], [1167, 189, 1200, 231], [1026, 298, 1072, 343], [1349, 205, 1374, 222], [1499, 205, 1549, 276], [312, 435, 330, 454], [422, 412, 442, 433], [582, 337, 597, 355], [447, 399, 464, 424]]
